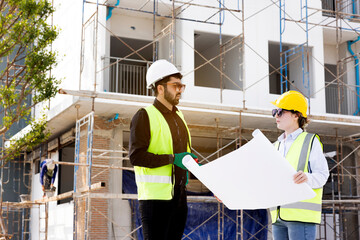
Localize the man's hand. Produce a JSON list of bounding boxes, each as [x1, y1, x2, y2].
[[42, 185, 45, 192], [173, 152, 198, 170], [293, 171, 308, 184]]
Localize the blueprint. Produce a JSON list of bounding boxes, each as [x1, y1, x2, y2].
[[183, 129, 316, 210]]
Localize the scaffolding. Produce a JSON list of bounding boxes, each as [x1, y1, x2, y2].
[[74, 0, 360, 239], [279, 1, 360, 239], [1, 0, 360, 239]]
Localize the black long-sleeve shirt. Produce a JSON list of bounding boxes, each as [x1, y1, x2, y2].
[[129, 99, 190, 187]]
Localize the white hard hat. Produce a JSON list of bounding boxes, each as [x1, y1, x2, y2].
[[46, 159, 55, 170], [146, 59, 180, 89]]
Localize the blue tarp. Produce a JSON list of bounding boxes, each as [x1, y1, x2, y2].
[[123, 170, 268, 239]]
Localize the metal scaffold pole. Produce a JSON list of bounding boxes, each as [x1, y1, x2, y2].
[[170, 0, 176, 64], [73, 111, 94, 239], [236, 111, 243, 240], [215, 118, 225, 240]]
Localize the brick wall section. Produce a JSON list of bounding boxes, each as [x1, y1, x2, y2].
[[76, 116, 118, 240], [75, 125, 89, 240], [90, 134, 110, 240]]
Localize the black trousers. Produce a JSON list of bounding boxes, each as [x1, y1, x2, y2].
[[139, 186, 188, 240], [43, 174, 51, 189]]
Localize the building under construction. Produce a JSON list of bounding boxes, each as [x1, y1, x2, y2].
[[1, 0, 360, 239]]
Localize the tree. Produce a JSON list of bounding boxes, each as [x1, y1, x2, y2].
[[0, 0, 59, 165]]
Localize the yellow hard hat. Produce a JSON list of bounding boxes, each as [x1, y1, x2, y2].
[[270, 90, 308, 117]]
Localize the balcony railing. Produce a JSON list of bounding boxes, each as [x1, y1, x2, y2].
[[322, 0, 360, 19], [104, 57, 360, 116], [106, 57, 153, 96], [325, 84, 359, 115]]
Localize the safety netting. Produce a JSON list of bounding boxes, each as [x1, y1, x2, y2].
[[123, 170, 268, 240]]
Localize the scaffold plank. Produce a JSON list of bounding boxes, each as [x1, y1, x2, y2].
[[4, 182, 106, 207]]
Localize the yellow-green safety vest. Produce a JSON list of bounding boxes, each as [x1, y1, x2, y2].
[[134, 105, 191, 200], [270, 132, 323, 224]]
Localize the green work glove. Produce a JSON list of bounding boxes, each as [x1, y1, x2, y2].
[[173, 152, 198, 170], [173, 152, 189, 170]]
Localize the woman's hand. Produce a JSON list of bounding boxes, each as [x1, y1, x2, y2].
[[293, 170, 308, 184]]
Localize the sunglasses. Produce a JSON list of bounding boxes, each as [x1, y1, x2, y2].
[[272, 108, 288, 117], [163, 82, 186, 92]]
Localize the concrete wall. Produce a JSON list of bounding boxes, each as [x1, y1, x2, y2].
[[40, 1, 108, 121], [44, 0, 360, 120], [177, 1, 243, 105], [44, 0, 84, 120], [172, 0, 326, 114], [324, 44, 338, 65], [109, 126, 132, 239], [45, 0, 348, 118]]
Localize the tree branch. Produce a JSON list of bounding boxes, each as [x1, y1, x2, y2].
[[0, 6, 20, 41]]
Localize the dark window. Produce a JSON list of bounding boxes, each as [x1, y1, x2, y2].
[[322, 0, 336, 17], [58, 144, 75, 204], [269, 42, 312, 97], [35, 159, 40, 174], [194, 32, 243, 90], [269, 42, 290, 94], [324, 64, 350, 114], [108, 36, 153, 96]]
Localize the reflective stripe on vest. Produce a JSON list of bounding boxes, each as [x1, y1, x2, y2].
[[136, 175, 172, 184], [297, 133, 315, 171], [280, 202, 322, 212], [270, 201, 322, 215], [271, 132, 323, 224], [134, 105, 191, 200]]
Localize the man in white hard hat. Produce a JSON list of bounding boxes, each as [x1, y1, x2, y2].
[[129, 59, 198, 240], [40, 159, 57, 197]]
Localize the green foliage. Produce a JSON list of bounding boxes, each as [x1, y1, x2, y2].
[[2, 115, 50, 166], [0, 0, 59, 163]]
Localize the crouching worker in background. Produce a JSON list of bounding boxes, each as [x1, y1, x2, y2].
[[40, 159, 58, 198], [270, 90, 329, 240]]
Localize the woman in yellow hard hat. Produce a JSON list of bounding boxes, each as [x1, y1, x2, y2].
[[269, 90, 329, 240]]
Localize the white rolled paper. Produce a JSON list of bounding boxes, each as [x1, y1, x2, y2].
[[184, 129, 316, 210]]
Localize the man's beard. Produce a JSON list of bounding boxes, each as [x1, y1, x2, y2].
[[164, 87, 181, 106]]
